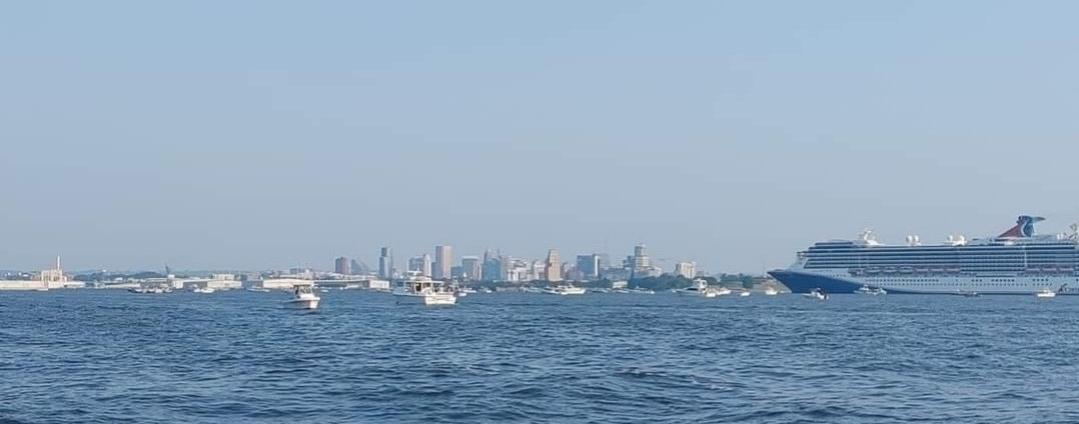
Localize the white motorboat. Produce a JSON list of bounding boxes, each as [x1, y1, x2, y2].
[[192, 287, 215, 294], [677, 279, 713, 296], [393, 274, 457, 305], [1035, 288, 1057, 298], [739, 290, 751, 297], [285, 285, 320, 309], [803, 288, 828, 300], [763, 287, 779, 296], [246, 287, 271, 293], [543, 285, 587, 295], [855, 285, 887, 296]]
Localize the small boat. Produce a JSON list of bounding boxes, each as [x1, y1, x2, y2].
[[481, 288, 493, 294], [543, 285, 587, 295], [738, 290, 751, 297], [763, 287, 779, 296], [130, 286, 171, 294], [803, 288, 828, 300], [855, 285, 887, 295], [192, 287, 215, 294], [393, 274, 457, 305], [285, 285, 320, 309], [246, 287, 271, 293], [1035, 289, 1057, 298], [628, 288, 655, 294], [678, 279, 720, 296]]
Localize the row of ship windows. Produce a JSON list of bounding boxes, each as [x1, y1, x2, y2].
[[807, 254, 1076, 258], [808, 258, 1076, 262], [868, 278, 1074, 283], [868, 280, 1069, 286]]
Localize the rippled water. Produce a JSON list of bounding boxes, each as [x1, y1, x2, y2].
[[3, 290, 1079, 423]]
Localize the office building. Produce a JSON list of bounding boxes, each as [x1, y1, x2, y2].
[[461, 256, 481, 281], [334, 256, 351, 275], [434, 245, 452, 280], [378, 247, 393, 279], [576, 254, 600, 280], [408, 255, 433, 277], [674, 262, 697, 279], [544, 249, 562, 282], [482, 251, 501, 282]]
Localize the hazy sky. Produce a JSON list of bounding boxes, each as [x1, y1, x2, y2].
[[3, 1, 1079, 273]]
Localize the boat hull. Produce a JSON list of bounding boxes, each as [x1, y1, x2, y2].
[[285, 299, 320, 309], [394, 293, 457, 305]]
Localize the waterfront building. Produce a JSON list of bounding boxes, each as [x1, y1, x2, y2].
[[334, 256, 351, 275], [482, 251, 501, 282], [499, 255, 512, 281], [674, 262, 697, 279], [0, 256, 83, 290], [378, 247, 393, 279], [407, 256, 422, 274], [205, 274, 243, 290], [545, 249, 562, 282], [434, 245, 452, 279], [629, 244, 663, 278], [259, 278, 314, 290], [461, 256, 481, 281], [422, 254, 433, 277], [407, 254, 434, 277], [576, 254, 600, 281]]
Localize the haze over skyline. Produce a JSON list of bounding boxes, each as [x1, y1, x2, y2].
[[3, 1, 1079, 273]]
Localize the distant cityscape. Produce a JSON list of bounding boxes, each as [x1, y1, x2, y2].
[[338, 243, 696, 283], [0, 243, 776, 291]]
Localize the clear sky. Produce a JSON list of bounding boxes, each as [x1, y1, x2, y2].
[[3, 1, 1079, 273]]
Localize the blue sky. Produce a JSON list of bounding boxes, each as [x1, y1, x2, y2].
[[3, 1, 1079, 273]]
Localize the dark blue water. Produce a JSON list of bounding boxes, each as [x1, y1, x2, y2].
[[3, 291, 1079, 423]]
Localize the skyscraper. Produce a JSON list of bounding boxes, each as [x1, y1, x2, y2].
[[576, 254, 600, 280], [674, 262, 697, 279], [499, 255, 512, 281], [482, 250, 501, 282], [422, 253, 433, 277], [544, 249, 562, 282], [630, 244, 661, 278], [461, 256, 481, 281], [434, 245, 452, 279], [334, 256, 351, 275], [378, 247, 393, 279]]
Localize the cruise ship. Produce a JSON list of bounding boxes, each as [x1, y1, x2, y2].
[[769, 216, 1079, 295]]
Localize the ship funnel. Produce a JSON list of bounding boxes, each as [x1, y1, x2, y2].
[[999, 215, 1046, 238]]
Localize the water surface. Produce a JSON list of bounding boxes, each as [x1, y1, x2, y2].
[[2, 291, 1078, 423]]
